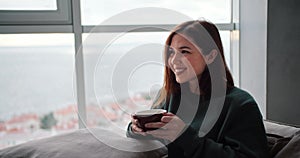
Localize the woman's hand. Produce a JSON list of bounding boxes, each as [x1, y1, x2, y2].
[[130, 116, 147, 136], [145, 112, 186, 141]]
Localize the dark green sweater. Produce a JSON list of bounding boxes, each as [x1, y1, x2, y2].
[[127, 87, 269, 158]]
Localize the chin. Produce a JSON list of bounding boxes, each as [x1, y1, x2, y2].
[[176, 75, 198, 84], [175, 78, 188, 84]]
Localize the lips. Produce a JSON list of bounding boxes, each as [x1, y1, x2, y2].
[[173, 67, 186, 75]]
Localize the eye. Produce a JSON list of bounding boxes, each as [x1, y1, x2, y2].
[[181, 50, 191, 54]]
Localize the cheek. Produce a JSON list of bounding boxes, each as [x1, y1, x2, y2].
[[195, 63, 206, 75], [167, 57, 173, 68], [187, 57, 206, 75]]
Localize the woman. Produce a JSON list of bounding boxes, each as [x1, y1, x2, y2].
[[127, 20, 269, 158]]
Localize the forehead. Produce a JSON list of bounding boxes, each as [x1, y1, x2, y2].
[[170, 34, 195, 48]]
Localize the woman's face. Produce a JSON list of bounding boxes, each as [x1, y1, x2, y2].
[[168, 34, 207, 84]]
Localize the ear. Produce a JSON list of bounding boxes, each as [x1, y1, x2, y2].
[[205, 49, 218, 64]]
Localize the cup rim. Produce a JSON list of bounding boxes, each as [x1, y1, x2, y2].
[[133, 109, 167, 116]]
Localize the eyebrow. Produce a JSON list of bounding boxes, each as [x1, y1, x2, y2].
[[179, 46, 192, 50]]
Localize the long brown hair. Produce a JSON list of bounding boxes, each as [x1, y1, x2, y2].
[[153, 20, 234, 107]]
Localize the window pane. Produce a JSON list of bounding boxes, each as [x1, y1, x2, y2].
[[0, 0, 57, 10], [81, 0, 231, 25], [0, 34, 76, 149], [220, 31, 231, 70], [83, 32, 167, 130]]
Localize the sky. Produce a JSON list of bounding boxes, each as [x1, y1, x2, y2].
[[0, 0, 231, 47]]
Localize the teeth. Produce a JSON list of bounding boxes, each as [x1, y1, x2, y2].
[[174, 68, 185, 73]]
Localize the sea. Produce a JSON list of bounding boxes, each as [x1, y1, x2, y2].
[[0, 32, 231, 121], [0, 44, 165, 121]]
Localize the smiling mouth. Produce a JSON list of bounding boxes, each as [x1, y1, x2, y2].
[[174, 68, 186, 75]]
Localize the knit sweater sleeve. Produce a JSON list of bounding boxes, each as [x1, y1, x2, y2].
[[173, 103, 269, 158]]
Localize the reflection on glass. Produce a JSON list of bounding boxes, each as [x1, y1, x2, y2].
[[0, 34, 75, 149], [0, 0, 57, 10], [81, 0, 231, 25]]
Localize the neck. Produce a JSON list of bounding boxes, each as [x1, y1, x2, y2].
[[189, 78, 201, 95]]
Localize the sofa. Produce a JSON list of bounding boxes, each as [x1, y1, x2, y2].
[[0, 120, 299, 158], [264, 120, 300, 158]]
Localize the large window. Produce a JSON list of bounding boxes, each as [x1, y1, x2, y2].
[[0, 0, 238, 149], [0, 34, 76, 148]]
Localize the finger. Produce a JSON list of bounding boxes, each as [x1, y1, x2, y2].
[[131, 124, 143, 132], [161, 116, 174, 123], [131, 118, 138, 125], [145, 122, 166, 128], [135, 131, 147, 136], [163, 112, 175, 116], [139, 132, 147, 136]]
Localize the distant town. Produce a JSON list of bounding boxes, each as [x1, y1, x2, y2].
[[0, 93, 153, 149]]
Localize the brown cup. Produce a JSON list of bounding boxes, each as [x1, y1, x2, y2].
[[132, 109, 167, 132]]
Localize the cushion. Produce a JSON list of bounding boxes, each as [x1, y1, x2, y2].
[[264, 120, 300, 137], [264, 120, 300, 158], [274, 131, 300, 158], [0, 127, 167, 158], [266, 133, 292, 157]]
